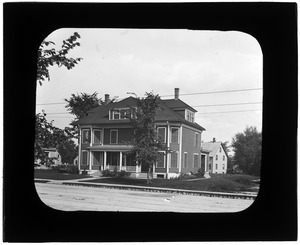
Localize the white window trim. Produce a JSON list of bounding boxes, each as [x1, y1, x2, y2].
[[82, 129, 91, 144], [110, 129, 118, 144], [93, 129, 102, 144], [156, 151, 165, 168], [110, 107, 134, 120], [157, 127, 166, 143], [170, 127, 179, 144], [193, 153, 199, 168]]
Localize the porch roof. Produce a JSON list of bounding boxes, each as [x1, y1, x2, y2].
[[87, 145, 133, 152]]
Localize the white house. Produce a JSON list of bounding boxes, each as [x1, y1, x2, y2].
[[202, 138, 228, 174]]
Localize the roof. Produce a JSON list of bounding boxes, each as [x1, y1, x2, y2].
[[201, 142, 228, 158], [71, 96, 205, 131], [163, 99, 197, 112]]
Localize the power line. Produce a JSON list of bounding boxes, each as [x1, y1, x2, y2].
[[198, 109, 262, 115], [160, 88, 263, 97], [43, 101, 262, 115], [192, 101, 262, 108], [36, 87, 263, 105], [36, 102, 67, 105]]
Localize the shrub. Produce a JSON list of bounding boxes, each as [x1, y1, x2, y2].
[[117, 170, 131, 178], [101, 169, 114, 177], [101, 168, 131, 178], [66, 164, 79, 174], [195, 168, 205, 178]]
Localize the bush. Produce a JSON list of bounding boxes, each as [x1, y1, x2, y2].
[[66, 164, 79, 174], [195, 168, 205, 178], [102, 169, 114, 177], [101, 168, 131, 178], [117, 170, 131, 178]]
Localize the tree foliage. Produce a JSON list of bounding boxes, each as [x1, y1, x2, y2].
[[65, 92, 102, 120], [58, 139, 78, 165], [35, 111, 77, 165], [37, 32, 82, 86], [231, 126, 262, 176], [129, 92, 166, 184]]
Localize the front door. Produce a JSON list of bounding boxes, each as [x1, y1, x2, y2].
[[201, 155, 206, 171]]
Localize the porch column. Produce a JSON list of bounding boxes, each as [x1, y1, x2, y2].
[[104, 151, 107, 170], [89, 151, 92, 171], [119, 152, 123, 171], [136, 160, 139, 174]]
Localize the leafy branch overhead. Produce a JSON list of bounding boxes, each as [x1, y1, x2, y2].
[[37, 32, 83, 85]]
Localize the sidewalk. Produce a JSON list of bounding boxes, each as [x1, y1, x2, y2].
[[34, 177, 257, 200]]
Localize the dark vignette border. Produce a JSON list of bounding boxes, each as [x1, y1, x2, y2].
[[3, 2, 297, 242]]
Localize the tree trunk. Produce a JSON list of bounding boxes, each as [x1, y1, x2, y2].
[[147, 166, 153, 184]]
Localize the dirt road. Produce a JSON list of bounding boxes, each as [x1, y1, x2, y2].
[[35, 183, 254, 212]]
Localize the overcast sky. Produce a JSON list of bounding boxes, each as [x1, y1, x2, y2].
[[36, 28, 262, 145]]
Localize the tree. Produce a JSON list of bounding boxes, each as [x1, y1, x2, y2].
[[65, 92, 102, 120], [35, 111, 77, 165], [129, 92, 166, 184], [58, 139, 78, 165], [231, 126, 262, 176], [37, 32, 82, 86], [64, 92, 117, 138]]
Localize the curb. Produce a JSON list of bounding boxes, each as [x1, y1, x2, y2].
[[35, 178, 257, 200]]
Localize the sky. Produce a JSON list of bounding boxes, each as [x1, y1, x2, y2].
[[36, 28, 263, 147]]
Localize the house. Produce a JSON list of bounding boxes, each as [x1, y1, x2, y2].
[[36, 148, 62, 166], [71, 88, 207, 179], [201, 138, 228, 174]]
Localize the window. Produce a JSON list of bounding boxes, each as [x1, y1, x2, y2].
[[171, 128, 179, 143], [93, 152, 102, 165], [156, 152, 165, 168], [82, 129, 91, 144], [216, 164, 218, 170], [216, 155, 218, 160], [183, 152, 188, 168], [223, 164, 225, 170], [219, 147, 222, 153], [110, 108, 135, 120], [93, 129, 102, 144], [157, 127, 166, 143], [193, 154, 199, 168], [171, 151, 178, 168], [81, 151, 89, 165], [223, 155, 225, 161], [110, 130, 118, 144], [194, 133, 199, 147], [185, 110, 195, 123]]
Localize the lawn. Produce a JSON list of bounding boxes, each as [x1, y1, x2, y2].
[[34, 169, 259, 193], [34, 169, 92, 180], [81, 174, 259, 193]]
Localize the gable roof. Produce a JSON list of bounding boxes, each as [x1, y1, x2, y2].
[[201, 142, 228, 158], [71, 96, 205, 131]]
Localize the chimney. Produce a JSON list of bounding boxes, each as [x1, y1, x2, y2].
[[213, 137, 216, 143], [174, 88, 179, 100], [104, 94, 110, 105]]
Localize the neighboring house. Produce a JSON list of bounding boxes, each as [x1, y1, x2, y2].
[[36, 148, 62, 166], [71, 88, 206, 179], [202, 139, 228, 174]]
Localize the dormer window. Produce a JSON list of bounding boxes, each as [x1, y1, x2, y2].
[[109, 108, 136, 120], [185, 109, 195, 123]]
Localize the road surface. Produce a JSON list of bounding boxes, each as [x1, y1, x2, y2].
[[35, 183, 254, 212]]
